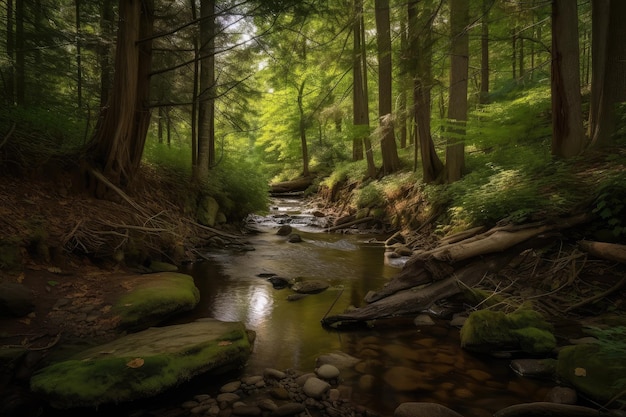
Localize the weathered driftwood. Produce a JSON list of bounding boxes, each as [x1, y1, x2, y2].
[[322, 214, 591, 328], [269, 177, 314, 195], [412, 214, 590, 263], [579, 240, 626, 264], [439, 225, 486, 245], [321, 256, 509, 328], [363, 258, 454, 303]]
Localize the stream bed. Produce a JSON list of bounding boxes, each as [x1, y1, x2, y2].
[[175, 198, 555, 417]]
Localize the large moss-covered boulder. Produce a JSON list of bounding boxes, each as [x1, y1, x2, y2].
[[556, 332, 626, 405], [113, 272, 200, 330], [460, 309, 556, 354], [30, 319, 253, 409]]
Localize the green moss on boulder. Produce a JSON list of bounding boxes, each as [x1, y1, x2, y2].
[[113, 272, 200, 330], [460, 309, 555, 354], [30, 319, 253, 409], [556, 329, 626, 406]]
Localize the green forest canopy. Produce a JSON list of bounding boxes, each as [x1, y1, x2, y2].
[[1, 0, 625, 229]]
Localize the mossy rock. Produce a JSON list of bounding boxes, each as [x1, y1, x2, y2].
[[197, 195, 219, 227], [460, 309, 555, 354], [30, 319, 253, 409], [113, 272, 200, 330], [556, 343, 626, 405]]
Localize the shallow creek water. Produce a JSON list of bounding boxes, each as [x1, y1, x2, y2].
[[176, 198, 554, 417]]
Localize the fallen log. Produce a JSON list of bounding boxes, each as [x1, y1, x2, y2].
[[578, 240, 626, 264], [326, 216, 374, 232], [269, 176, 314, 195], [322, 215, 591, 328], [412, 213, 590, 264], [321, 255, 510, 328]]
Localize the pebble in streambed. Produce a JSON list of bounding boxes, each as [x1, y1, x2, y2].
[[178, 365, 379, 417]]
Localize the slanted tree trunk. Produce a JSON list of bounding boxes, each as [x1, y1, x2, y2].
[[375, 0, 400, 175], [550, 0, 586, 158], [89, 0, 154, 192], [445, 0, 469, 183]]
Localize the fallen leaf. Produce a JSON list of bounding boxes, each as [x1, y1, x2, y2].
[[17, 273, 24, 283], [574, 367, 587, 377], [218, 341, 232, 346], [48, 267, 63, 274], [19, 318, 31, 325], [126, 358, 145, 368]]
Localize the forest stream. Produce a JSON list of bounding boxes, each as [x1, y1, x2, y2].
[[163, 197, 556, 417]]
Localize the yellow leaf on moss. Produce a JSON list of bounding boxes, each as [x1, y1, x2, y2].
[[574, 367, 587, 377], [218, 341, 232, 346], [126, 358, 145, 368]]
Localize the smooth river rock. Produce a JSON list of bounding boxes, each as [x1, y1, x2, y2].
[[395, 402, 465, 417], [302, 377, 330, 399], [291, 280, 329, 294]]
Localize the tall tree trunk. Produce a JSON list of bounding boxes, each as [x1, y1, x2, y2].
[[99, 2, 114, 107], [479, 0, 490, 104], [445, 0, 469, 183], [89, 0, 154, 191], [5, 0, 14, 105], [588, 0, 626, 147], [189, 0, 199, 177], [550, 0, 586, 158], [352, 0, 376, 178], [15, 0, 24, 106], [375, 0, 400, 175], [75, 0, 83, 110], [297, 81, 310, 177], [408, 0, 443, 184], [196, 0, 216, 180], [398, 18, 408, 149]]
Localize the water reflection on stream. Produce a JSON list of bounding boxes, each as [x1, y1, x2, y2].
[[180, 199, 552, 416]]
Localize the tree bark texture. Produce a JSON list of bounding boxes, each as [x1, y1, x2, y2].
[[297, 80, 310, 177], [480, 0, 490, 104], [407, 0, 443, 184], [352, 0, 376, 178], [196, 0, 216, 180], [550, 0, 586, 158], [375, 0, 400, 175], [98, 1, 114, 107], [588, 0, 626, 147], [90, 0, 154, 191], [445, 0, 469, 183]]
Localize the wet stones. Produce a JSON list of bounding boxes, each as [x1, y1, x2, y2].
[[291, 280, 329, 294], [180, 366, 379, 417], [276, 225, 292, 236]]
